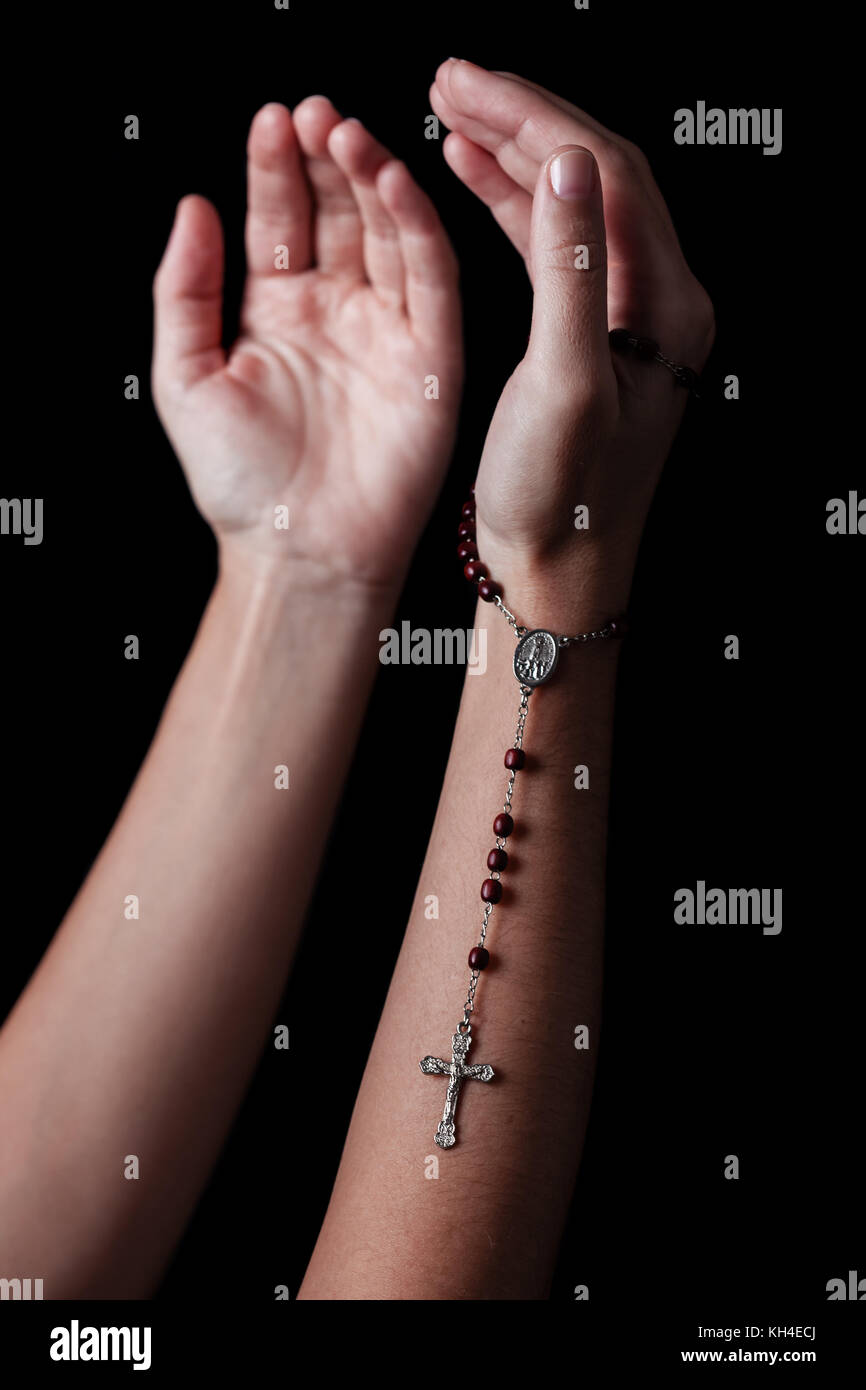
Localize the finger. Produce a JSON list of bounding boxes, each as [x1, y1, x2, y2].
[[153, 195, 226, 390], [525, 147, 613, 393], [487, 73, 716, 359], [292, 96, 364, 277], [442, 131, 532, 266], [245, 102, 312, 275], [375, 158, 460, 343], [327, 118, 406, 305], [434, 60, 629, 194], [432, 61, 679, 278], [430, 75, 541, 194], [488, 69, 677, 235]]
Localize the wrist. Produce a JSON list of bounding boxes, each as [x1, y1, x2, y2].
[[471, 528, 635, 633], [216, 537, 404, 618]]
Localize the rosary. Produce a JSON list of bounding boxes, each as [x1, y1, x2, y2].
[[418, 330, 699, 1149], [418, 483, 627, 1149]]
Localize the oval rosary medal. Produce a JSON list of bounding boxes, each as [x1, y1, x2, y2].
[[513, 629, 559, 686]]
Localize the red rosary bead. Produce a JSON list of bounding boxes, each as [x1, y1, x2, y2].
[[481, 878, 502, 903], [478, 578, 501, 602], [437, 488, 629, 1144]]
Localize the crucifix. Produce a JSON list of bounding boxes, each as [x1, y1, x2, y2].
[[419, 1026, 495, 1148]]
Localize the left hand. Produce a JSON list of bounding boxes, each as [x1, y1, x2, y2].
[[430, 62, 715, 612]]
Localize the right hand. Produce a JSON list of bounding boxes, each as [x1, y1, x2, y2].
[[152, 98, 463, 595]]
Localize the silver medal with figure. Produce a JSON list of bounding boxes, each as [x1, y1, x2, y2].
[[513, 629, 559, 686]]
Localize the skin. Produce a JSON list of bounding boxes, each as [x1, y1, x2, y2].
[[0, 62, 716, 1301], [0, 97, 462, 1297], [154, 98, 462, 586], [298, 62, 715, 1300]]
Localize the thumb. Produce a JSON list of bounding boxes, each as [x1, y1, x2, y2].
[[152, 194, 226, 391], [526, 145, 611, 392]]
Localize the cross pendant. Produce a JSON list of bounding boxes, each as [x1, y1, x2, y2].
[[419, 1026, 495, 1148]]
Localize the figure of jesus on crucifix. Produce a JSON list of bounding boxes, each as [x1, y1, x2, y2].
[[420, 1027, 495, 1148]]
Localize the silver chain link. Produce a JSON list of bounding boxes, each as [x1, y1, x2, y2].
[[460, 595, 621, 1029], [461, 683, 532, 1027], [492, 594, 527, 637], [558, 623, 618, 646], [493, 592, 616, 646]]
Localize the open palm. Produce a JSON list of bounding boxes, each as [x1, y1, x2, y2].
[[153, 98, 462, 589]]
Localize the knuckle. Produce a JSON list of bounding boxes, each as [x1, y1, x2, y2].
[[620, 137, 647, 167], [520, 346, 619, 446], [694, 285, 716, 338], [653, 272, 717, 364], [538, 235, 607, 280], [544, 362, 617, 425], [680, 278, 717, 358], [608, 138, 646, 179], [579, 374, 619, 424]]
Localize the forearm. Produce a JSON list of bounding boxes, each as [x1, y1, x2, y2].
[[299, 579, 622, 1300], [0, 554, 395, 1297]]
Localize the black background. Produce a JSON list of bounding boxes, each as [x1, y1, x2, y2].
[[2, 0, 862, 1360]]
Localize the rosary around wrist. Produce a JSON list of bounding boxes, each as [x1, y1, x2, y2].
[[419, 488, 627, 1150]]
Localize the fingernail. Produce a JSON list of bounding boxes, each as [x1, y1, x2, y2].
[[550, 149, 596, 200]]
